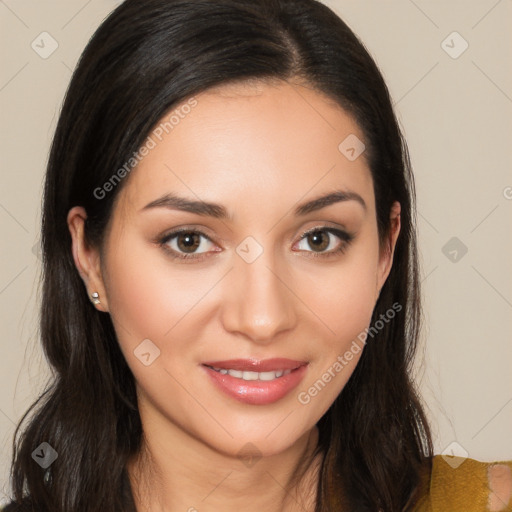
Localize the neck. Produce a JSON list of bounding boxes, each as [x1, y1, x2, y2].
[[126, 419, 322, 512]]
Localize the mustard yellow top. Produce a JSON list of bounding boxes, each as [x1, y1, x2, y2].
[[2, 455, 511, 510], [414, 455, 512, 511]]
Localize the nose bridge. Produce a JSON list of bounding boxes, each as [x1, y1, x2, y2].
[[221, 238, 296, 342]]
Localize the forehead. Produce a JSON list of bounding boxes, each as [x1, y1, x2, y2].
[[117, 80, 374, 220]]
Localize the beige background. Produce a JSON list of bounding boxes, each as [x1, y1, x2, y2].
[[1, 0, 511, 502]]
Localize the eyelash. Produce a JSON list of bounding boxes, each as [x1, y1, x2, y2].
[[158, 226, 354, 263]]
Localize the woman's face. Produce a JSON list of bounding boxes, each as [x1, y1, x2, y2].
[[70, 80, 400, 459]]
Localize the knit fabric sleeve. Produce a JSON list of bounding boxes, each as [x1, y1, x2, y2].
[[414, 455, 512, 512]]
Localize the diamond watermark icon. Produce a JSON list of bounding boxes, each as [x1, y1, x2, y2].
[[442, 237, 468, 263], [32, 241, 42, 261], [441, 32, 469, 59], [237, 442, 263, 468], [134, 338, 161, 366], [338, 134, 365, 161], [31, 442, 58, 469], [441, 441, 469, 469], [236, 236, 264, 264], [31, 32, 59, 59]]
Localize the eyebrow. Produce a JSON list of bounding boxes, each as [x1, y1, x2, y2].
[[140, 189, 367, 219]]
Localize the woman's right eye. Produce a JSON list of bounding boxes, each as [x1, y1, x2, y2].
[[159, 229, 219, 261]]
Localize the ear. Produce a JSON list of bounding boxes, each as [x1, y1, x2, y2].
[[67, 206, 109, 312], [375, 201, 401, 300]]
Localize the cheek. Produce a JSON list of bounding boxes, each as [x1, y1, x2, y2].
[[298, 236, 380, 345], [294, 237, 380, 409], [309, 264, 376, 332], [295, 276, 374, 417], [102, 234, 214, 366]]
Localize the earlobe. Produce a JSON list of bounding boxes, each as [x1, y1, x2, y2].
[[67, 206, 109, 311], [376, 201, 401, 298]]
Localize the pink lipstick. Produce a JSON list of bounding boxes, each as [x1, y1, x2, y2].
[[201, 358, 308, 405]]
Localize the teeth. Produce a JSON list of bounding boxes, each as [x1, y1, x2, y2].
[[210, 366, 293, 381], [260, 370, 280, 381]]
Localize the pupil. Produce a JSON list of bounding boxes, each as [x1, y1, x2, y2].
[[309, 230, 328, 251], [178, 233, 199, 252]]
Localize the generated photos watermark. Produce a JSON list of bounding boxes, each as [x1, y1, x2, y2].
[[93, 97, 198, 200], [297, 301, 402, 405]]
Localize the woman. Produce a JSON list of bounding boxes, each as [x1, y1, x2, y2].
[[4, 0, 511, 510]]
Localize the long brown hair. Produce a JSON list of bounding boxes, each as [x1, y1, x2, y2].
[[7, 1, 433, 510]]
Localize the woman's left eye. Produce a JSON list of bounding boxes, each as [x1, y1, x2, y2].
[[158, 226, 354, 262], [294, 227, 354, 258]]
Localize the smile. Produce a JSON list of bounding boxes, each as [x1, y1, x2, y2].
[[201, 358, 309, 405], [204, 365, 292, 381]]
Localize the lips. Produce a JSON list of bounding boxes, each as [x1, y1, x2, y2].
[[201, 358, 309, 405]]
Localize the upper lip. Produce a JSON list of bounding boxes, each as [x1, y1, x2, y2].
[[202, 358, 307, 372]]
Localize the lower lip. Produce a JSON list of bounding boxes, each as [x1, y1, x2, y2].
[[202, 364, 308, 405]]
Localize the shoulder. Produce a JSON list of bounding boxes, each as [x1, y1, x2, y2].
[[414, 455, 512, 512]]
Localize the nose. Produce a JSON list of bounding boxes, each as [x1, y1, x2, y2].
[[220, 246, 297, 344]]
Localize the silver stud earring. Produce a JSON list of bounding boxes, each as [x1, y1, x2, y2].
[[91, 292, 100, 305]]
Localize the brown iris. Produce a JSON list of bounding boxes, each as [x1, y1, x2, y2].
[[176, 232, 201, 253], [307, 230, 329, 252]]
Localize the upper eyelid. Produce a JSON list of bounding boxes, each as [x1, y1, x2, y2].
[[298, 225, 352, 239]]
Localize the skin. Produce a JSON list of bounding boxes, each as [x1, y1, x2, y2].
[[488, 464, 512, 511], [68, 80, 401, 511]]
